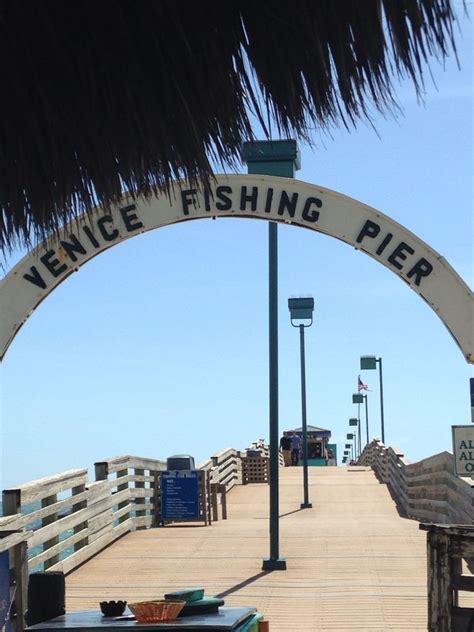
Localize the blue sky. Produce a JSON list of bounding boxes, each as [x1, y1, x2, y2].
[[1, 16, 472, 489]]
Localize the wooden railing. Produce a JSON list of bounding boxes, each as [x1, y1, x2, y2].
[[420, 524, 474, 631], [0, 527, 30, 631], [0, 439, 275, 630], [1, 440, 269, 578], [358, 440, 474, 524]]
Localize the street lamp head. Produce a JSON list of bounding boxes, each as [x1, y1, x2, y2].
[[349, 418, 358, 426], [345, 443, 351, 448], [352, 393, 364, 404], [346, 433, 354, 440], [288, 297, 314, 326], [360, 355, 378, 370]]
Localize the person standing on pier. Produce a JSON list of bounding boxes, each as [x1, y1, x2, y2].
[[280, 431, 292, 467], [290, 432, 302, 466]]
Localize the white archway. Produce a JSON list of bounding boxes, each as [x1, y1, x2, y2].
[[1, 174, 472, 363]]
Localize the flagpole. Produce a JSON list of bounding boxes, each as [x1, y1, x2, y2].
[[357, 402, 361, 457], [365, 395, 369, 445]]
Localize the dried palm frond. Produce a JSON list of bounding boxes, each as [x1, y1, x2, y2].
[[0, 0, 458, 252]]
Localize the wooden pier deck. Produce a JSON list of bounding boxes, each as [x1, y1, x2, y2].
[[65, 466, 436, 630]]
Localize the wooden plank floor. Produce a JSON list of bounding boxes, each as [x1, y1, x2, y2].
[[66, 466, 434, 630]]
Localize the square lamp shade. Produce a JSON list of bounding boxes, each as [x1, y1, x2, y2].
[[349, 418, 358, 426], [345, 443, 351, 448], [352, 393, 364, 404], [344, 451, 349, 455], [347, 433, 354, 440], [288, 297, 314, 320], [360, 356, 377, 370]]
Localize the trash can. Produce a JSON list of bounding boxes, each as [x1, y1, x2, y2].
[[166, 455, 195, 470], [246, 449, 261, 458]]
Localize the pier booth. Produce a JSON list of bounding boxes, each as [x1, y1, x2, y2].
[[290, 426, 335, 466]]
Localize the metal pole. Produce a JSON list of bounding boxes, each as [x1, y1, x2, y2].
[[242, 139, 298, 573], [299, 324, 311, 508], [267, 221, 282, 565], [378, 358, 385, 444], [365, 395, 369, 445], [357, 402, 361, 458], [358, 420, 361, 459]]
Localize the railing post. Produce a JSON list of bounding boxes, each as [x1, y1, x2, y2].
[[210, 485, 218, 522], [134, 469, 146, 530], [151, 472, 161, 528], [71, 484, 88, 553], [42, 494, 59, 569], [2, 489, 21, 517], [1, 494, 27, 632], [94, 462, 109, 481], [116, 469, 129, 525], [426, 529, 452, 631], [13, 540, 28, 632]]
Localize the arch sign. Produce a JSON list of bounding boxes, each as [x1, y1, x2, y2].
[[0, 174, 472, 363]]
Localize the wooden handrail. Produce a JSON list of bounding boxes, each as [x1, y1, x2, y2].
[[420, 523, 474, 631], [1, 439, 271, 577], [358, 440, 474, 524]]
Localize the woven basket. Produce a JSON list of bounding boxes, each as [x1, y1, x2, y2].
[[128, 600, 185, 623]]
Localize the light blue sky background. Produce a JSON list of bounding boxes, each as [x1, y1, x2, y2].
[[1, 15, 472, 489]]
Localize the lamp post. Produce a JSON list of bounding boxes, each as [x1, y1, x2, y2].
[[243, 140, 300, 572], [349, 418, 359, 459], [344, 443, 352, 463], [360, 356, 385, 444], [353, 393, 369, 446], [288, 297, 314, 509], [346, 433, 355, 461]]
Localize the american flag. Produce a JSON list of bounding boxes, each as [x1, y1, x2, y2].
[[358, 375, 369, 391]]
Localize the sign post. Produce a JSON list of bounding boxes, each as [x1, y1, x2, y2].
[[470, 378, 474, 423]]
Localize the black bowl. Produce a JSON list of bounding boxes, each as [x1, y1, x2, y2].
[[99, 601, 127, 617]]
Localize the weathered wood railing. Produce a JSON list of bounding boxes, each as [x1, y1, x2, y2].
[[0, 439, 273, 630], [358, 440, 474, 524], [94, 455, 167, 532], [0, 526, 30, 631], [1, 440, 269, 576], [420, 524, 474, 631]]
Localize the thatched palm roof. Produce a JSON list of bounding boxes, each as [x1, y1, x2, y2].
[[0, 0, 458, 252]]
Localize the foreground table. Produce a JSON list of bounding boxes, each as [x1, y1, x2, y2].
[[26, 607, 261, 631]]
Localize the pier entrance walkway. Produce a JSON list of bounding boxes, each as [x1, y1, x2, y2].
[[66, 466, 428, 631]]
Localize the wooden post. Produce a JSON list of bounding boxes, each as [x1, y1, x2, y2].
[[12, 541, 28, 632], [452, 555, 462, 608], [94, 462, 109, 481], [211, 485, 218, 522], [71, 484, 87, 553], [42, 494, 59, 569], [206, 471, 212, 525], [198, 472, 206, 526], [2, 489, 21, 517], [134, 469, 146, 530], [152, 472, 161, 528], [219, 484, 227, 520], [426, 530, 452, 631], [116, 469, 129, 525]]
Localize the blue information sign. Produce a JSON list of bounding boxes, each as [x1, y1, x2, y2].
[[0, 550, 10, 631], [161, 470, 200, 521]]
